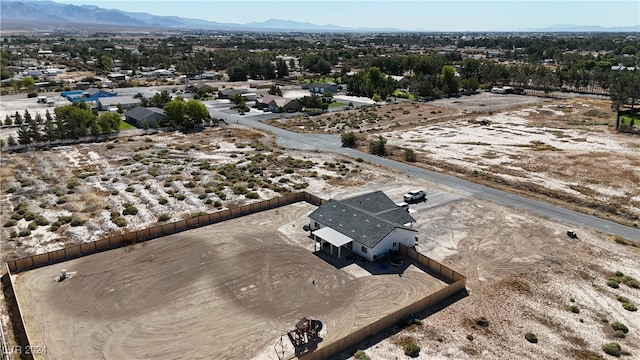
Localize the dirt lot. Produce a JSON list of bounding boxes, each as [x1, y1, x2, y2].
[[13, 203, 446, 360], [1, 91, 639, 360]]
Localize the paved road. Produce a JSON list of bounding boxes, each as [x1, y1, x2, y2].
[[233, 114, 640, 242]]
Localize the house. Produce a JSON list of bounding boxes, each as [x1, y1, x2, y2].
[[97, 96, 140, 111], [217, 88, 249, 99], [107, 73, 126, 81], [387, 75, 410, 88], [124, 106, 167, 128], [255, 94, 301, 113], [307, 82, 338, 95], [308, 191, 417, 261]]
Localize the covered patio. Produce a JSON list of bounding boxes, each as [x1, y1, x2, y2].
[[312, 227, 352, 259]]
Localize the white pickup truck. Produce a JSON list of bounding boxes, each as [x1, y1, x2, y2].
[[403, 190, 426, 202]]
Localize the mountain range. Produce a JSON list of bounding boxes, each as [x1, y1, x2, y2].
[[1, 0, 638, 33]]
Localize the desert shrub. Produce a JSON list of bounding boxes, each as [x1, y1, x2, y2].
[[5, 187, 17, 193], [125, 186, 135, 192], [11, 213, 23, 221], [466, 334, 474, 341], [607, 279, 620, 288], [354, 350, 370, 360], [56, 197, 67, 204], [278, 177, 289, 183], [111, 216, 127, 227], [616, 296, 630, 303], [23, 212, 36, 221], [198, 193, 207, 199], [404, 341, 420, 357], [622, 276, 639, 289], [106, 143, 115, 149], [404, 148, 417, 162], [615, 271, 624, 277], [66, 179, 80, 189], [601, 342, 621, 357], [475, 316, 490, 327], [158, 214, 171, 222], [34, 215, 49, 226], [245, 192, 259, 199], [213, 200, 222, 207], [122, 203, 139, 215], [27, 221, 37, 230], [525, 332, 538, 343], [369, 135, 387, 156], [9, 231, 18, 238], [184, 181, 196, 188], [568, 305, 580, 314], [49, 223, 59, 232], [341, 132, 357, 147], [293, 182, 309, 190], [58, 216, 72, 224], [622, 302, 637, 311], [611, 321, 628, 333], [613, 330, 626, 338], [232, 185, 248, 195], [70, 218, 85, 226], [19, 229, 31, 237], [3, 219, 17, 227], [158, 197, 168, 205]]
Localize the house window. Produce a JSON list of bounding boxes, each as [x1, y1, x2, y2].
[[361, 246, 368, 254]]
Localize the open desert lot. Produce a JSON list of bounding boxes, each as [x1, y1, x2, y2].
[[13, 203, 446, 360]]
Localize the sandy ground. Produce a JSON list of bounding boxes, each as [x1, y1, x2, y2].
[[13, 203, 446, 360]]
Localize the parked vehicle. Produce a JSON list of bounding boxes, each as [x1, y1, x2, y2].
[[403, 190, 426, 202]]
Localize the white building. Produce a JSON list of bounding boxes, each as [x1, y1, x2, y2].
[[308, 191, 417, 262]]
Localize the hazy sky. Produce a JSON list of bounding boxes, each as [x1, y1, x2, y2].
[[61, 1, 640, 31]]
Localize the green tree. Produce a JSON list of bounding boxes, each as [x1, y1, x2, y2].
[[97, 112, 122, 135], [4, 115, 12, 126], [14, 111, 22, 125], [17, 123, 31, 145], [183, 99, 209, 128], [268, 85, 282, 96], [163, 97, 187, 127], [439, 65, 459, 95], [7, 135, 17, 146], [341, 132, 357, 147], [276, 59, 289, 78], [43, 113, 56, 143], [22, 77, 35, 89]]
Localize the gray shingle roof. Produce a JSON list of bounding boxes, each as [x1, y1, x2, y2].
[[124, 106, 165, 121], [309, 191, 416, 248]]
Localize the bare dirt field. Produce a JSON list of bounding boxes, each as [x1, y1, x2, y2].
[[1, 91, 639, 360], [13, 203, 446, 360]]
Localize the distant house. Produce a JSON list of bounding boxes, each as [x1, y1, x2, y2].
[[307, 82, 338, 94], [61, 88, 117, 102], [97, 96, 140, 111], [217, 88, 249, 99], [124, 106, 167, 128], [75, 81, 91, 90], [256, 94, 301, 113], [387, 75, 410, 88], [107, 73, 126, 81], [307, 191, 417, 261]]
